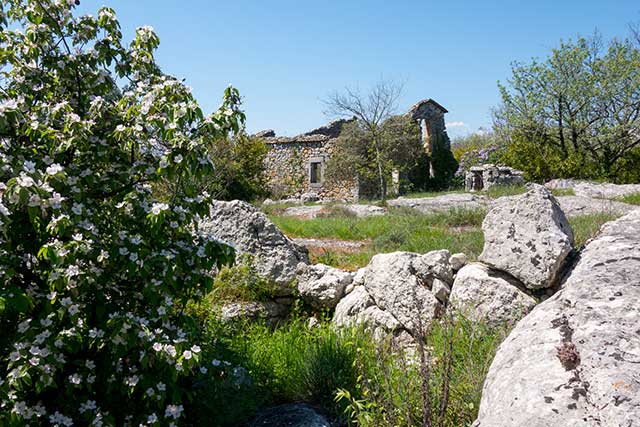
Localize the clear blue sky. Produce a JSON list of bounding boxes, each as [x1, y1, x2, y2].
[[77, 1, 639, 138]]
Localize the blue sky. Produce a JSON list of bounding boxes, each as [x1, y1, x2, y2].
[[77, 1, 639, 138]]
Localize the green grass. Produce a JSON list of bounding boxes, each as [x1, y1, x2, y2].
[[401, 189, 466, 199], [270, 208, 486, 269], [484, 184, 528, 198], [550, 187, 576, 197], [568, 212, 622, 248], [188, 314, 507, 427], [616, 192, 640, 205]]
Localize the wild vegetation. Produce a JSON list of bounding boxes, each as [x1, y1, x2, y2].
[[269, 205, 618, 270], [184, 309, 507, 427], [0, 1, 243, 424], [454, 32, 640, 184]]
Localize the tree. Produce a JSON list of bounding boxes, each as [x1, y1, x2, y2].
[[325, 114, 424, 198], [323, 80, 404, 199], [0, 1, 243, 424], [495, 33, 640, 181]]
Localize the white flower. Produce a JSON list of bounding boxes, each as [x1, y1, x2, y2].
[[49, 192, 65, 209], [157, 382, 166, 392], [9, 351, 20, 362], [23, 161, 36, 173], [119, 247, 129, 256], [129, 252, 138, 262], [152, 342, 163, 352], [71, 203, 83, 215], [115, 124, 126, 132], [150, 202, 169, 215], [16, 174, 35, 187], [79, 400, 97, 413], [191, 345, 201, 353], [199, 366, 207, 374], [0, 99, 18, 112], [164, 404, 183, 420], [69, 373, 82, 385], [174, 154, 183, 164], [164, 345, 176, 358], [182, 350, 192, 360], [211, 359, 221, 367], [46, 163, 64, 175], [147, 413, 158, 423]]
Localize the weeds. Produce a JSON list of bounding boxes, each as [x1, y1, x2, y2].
[[616, 192, 640, 205]]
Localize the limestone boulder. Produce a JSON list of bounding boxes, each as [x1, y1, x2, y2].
[[387, 193, 490, 214], [363, 251, 448, 335], [449, 252, 468, 271], [473, 209, 640, 427], [296, 263, 353, 310], [479, 184, 573, 289], [332, 286, 374, 327], [332, 286, 402, 336], [556, 195, 636, 218], [219, 301, 289, 327], [449, 263, 537, 327], [199, 200, 309, 293]]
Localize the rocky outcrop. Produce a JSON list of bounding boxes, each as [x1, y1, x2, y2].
[[449, 252, 468, 271], [333, 251, 455, 339], [219, 301, 289, 327], [473, 209, 640, 427], [332, 286, 402, 336], [388, 193, 490, 214], [546, 178, 640, 200], [296, 263, 353, 309], [200, 200, 309, 293], [362, 251, 451, 336], [449, 263, 537, 327], [249, 403, 330, 427], [556, 195, 636, 218], [479, 185, 574, 289]]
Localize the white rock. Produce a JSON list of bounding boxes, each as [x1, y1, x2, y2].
[[479, 184, 573, 289], [352, 267, 368, 287], [200, 200, 309, 294], [219, 301, 289, 327], [449, 253, 468, 271], [449, 263, 536, 327], [363, 251, 444, 335], [333, 286, 375, 328], [431, 278, 451, 303], [474, 209, 640, 427], [297, 264, 353, 310]]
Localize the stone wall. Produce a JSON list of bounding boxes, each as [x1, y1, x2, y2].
[[465, 164, 524, 192], [261, 99, 453, 201], [262, 119, 359, 202]]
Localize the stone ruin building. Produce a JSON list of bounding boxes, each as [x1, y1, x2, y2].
[[259, 98, 451, 202], [464, 164, 524, 192]]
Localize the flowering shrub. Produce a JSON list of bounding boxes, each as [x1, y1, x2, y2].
[[0, 1, 244, 425]]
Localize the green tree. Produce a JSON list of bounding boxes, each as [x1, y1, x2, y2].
[[184, 133, 268, 201], [325, 114, 425, 198], [0, 1, 243, 424], [323, 80, 405, 199], [495, 33, 640, 181]]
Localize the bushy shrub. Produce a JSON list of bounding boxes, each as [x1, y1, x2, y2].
[[0, 1, 243, 425], [203, 133, 269, 201]]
